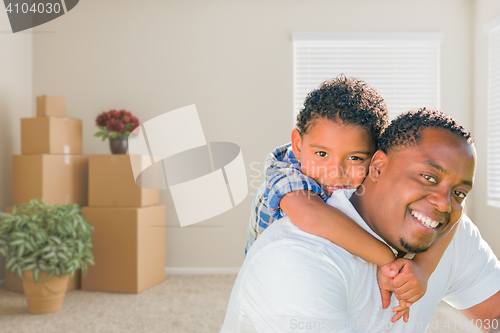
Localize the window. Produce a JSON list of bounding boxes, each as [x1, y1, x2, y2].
[[292, 33, 441, 121], [486, 19, 500, 206]]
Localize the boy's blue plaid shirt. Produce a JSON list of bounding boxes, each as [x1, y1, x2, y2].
[[245, 143, 328, 254]]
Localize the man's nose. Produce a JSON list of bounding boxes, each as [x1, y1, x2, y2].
[[428, 187, 452, 213]]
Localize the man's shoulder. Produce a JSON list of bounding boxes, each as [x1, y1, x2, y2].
[[449, 214, 481, 248], [245, 218, 364, 277], [445, 213, 498, 267], [438, 213, 500, 310], [242, 220, 355, 296], [245, 218, 327, 258]]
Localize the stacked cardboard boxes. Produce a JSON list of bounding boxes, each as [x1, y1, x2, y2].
[[5, 95, 87, 293], [82, 155, 165, 294]]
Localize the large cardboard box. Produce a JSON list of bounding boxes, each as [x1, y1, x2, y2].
[[89, 155, 159, 207], [81, 205, 165, 294], [12, 155, 88, 206], [21, 117, 82, 155], [36, 95, 66, 117], [3, 207, 81, 293], [4, 270, 81, 293]]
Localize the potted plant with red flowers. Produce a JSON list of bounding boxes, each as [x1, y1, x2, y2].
[[94, 109, 140, 154]]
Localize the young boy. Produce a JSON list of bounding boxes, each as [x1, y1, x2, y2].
[[245, 75, 458, 322]]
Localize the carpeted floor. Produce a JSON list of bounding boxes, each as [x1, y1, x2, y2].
[[0, 275, 481, 333], [0, 275, 236, 333]]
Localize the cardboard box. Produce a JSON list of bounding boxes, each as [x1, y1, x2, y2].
[[81, 205, 165, 294], [36, 95, 66, 117], [89, 155, 159, 207], [21, 117, 82, 155], [4, 269, 81, 293], [12, 155, 88, 206]]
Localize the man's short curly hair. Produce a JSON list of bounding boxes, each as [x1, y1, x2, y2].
[[296, 74, 389, 144], [377, 107, 473, 154]]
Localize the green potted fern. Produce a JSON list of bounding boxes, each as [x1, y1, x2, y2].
[[0, 199, 95, 314]]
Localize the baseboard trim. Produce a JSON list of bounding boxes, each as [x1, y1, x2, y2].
[[165, 267, 240, 275]]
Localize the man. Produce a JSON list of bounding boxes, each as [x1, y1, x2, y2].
[[221, 109, 500, 332]]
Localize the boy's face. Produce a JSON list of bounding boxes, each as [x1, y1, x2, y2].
[[291, 117, 375, 197]]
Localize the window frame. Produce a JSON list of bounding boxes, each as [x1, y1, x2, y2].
[[292, 32, 442, 124], [484, 17, 500, 207]]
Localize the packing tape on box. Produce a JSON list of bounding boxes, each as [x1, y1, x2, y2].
[[127, 105, 248, 227]]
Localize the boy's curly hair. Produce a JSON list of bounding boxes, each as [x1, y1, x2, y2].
[[296, 74, 389, 144], [377, 107, 473, 154]]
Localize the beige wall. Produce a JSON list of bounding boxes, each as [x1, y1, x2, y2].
[[472, 0, 500, 257], [0, 11, 33, 282], [28, 0, 476, 270]]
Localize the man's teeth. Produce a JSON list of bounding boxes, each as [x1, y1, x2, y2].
[[411, 210, 439, 229]]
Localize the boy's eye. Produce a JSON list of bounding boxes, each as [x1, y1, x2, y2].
[[422, 174, 437, 184], [348, 156, 363, 161], [316, 151, 328, 157], [454, 190, 467, 199]]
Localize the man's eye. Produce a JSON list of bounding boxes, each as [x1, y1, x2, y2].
[[422, 174, 437, 184], [348, 156, 363, 161], [454, 190, 467, 199], [316, 151, 328, 157]]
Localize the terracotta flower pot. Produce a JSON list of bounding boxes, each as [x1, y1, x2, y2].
[[22, 270, 70, 314]]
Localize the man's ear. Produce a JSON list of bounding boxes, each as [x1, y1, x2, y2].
[[368, 150, 388, 182], [291, 129, 302, 163]]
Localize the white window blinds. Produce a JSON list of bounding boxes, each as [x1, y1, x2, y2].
[[487, 21, 500, 203], [292, 33, 441, 121]]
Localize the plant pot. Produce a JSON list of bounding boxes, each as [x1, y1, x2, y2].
[[22, 270, 70, 314], [109, 137, 128, 154]]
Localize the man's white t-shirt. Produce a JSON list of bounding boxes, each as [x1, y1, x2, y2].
[[221, 190, 500, 332]]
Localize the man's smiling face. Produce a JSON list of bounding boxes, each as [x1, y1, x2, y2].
[[364, 128, 476, 254]]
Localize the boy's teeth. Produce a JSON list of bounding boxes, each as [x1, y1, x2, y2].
[[410, 210, 439, 229]]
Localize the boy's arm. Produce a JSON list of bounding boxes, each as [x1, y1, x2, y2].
[[382, 222, 460, 304], [412, 221, 459, 274], [280, 190, 396, 267]]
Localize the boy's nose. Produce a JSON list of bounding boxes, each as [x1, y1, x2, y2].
[[327, 164, 348, 178]]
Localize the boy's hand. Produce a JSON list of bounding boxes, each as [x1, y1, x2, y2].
[[376, 266, 394, 309], [382, 258, 428, 304], [376, 266, 411, 322], [391, 299, 411, 323], [378, 258, 430, 323]]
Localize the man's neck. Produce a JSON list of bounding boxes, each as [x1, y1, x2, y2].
[[349, 191, 374, 233], [396, 251, 407, 258]]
